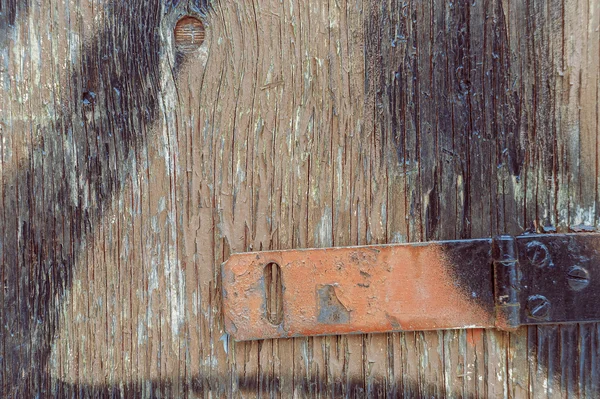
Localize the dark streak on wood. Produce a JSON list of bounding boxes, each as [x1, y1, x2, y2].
[[0, 0, 212, 396]]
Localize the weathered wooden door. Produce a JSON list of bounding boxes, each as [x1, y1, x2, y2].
[[1, 0, 599, 397]]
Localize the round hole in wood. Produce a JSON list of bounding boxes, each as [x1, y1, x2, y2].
[[264, 262, 283, 325], [174, 16, 205, 52]]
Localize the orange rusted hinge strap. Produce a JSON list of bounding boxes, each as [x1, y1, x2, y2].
[[222, 234, 600, 341]]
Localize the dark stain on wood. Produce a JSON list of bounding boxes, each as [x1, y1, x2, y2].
[[41, 373, 490, 398], [0, 0, 26, 29], [0, 0, 206, 395], [369, 0, 525, 240]]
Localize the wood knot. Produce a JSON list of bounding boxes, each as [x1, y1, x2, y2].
[[174, 16, 205, 52]]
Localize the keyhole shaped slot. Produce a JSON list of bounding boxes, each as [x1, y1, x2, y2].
[[264, 262, 283, 325]]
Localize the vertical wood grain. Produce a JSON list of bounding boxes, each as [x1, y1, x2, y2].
[[1, 0, 599, 397]]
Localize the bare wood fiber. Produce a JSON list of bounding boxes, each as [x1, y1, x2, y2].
[[0, 0, 599, 397]]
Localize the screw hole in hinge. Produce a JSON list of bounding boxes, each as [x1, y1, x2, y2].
[[264, 262, 283, 325]]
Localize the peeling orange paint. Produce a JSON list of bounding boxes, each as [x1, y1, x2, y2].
[[222, 243, 496, 341]]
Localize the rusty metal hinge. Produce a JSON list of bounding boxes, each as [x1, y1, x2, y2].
[[222, 233, 600, 341]]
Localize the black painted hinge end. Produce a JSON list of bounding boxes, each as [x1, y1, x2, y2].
[[492, 235, 522, 331]]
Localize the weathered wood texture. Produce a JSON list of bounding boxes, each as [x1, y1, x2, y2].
[[1, 0, 599, 397]]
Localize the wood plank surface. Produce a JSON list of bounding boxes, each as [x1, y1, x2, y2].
[[1, 0, 599, 397]]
